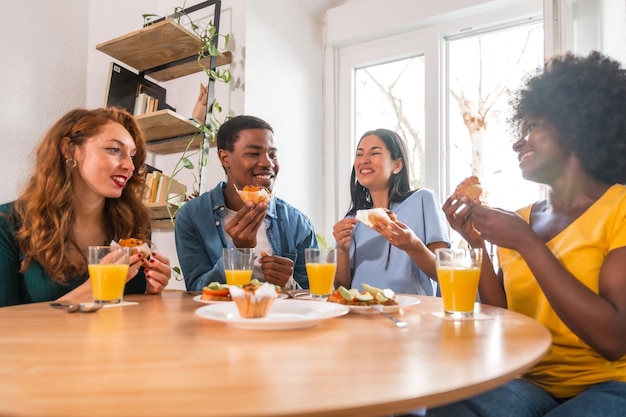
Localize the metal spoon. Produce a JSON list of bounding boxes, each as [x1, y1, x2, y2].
[[49, 302, 103, 313], [369, 304, 407, 328]]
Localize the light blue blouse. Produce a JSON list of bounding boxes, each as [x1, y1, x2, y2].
[[349, 189, 450, 295]]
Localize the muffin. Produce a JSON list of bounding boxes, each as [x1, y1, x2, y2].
[[113, 238, 152, 258], [229, 282, 278, 318], [237, 185, 272, 205]]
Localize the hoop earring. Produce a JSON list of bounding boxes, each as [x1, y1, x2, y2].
[[65, 158, 77, 168]]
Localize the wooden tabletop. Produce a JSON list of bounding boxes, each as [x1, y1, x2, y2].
[[0, 291, 551, 417]]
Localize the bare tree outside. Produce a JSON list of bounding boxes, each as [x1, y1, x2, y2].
[[355, 56, 425, 189], [448, 22, 545, 211]]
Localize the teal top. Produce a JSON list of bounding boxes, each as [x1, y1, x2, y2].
[[0, 202, 146, 307]]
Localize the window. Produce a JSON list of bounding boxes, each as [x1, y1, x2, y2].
[[355, 56, 426, 189], [332, 3, 545, 238], [445, 21, 545, 244]]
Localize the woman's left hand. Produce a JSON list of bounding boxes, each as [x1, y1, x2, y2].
[[143, 251, 172, 294]]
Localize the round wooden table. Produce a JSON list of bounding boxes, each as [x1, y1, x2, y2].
[[0, 291, 551, 417]]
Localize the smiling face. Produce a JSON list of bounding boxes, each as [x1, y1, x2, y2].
[[70, 121, 137, 200], [354, 134, 402, 192], [220, 128, 279, 191], [513, 117, 570, 184]]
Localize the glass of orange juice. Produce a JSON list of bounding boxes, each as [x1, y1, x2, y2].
[[222, 248, 255, 286], [305, 248, 337, 298], [88, 246, 130, 304], [435, 248, 482, 318]]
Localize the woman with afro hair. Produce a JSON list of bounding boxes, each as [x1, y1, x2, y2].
[[428, 51, 626, 416]]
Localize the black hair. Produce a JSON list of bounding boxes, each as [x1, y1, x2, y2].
[[216, 115, 274, 152], [346, 128, 415, 216], [508, 51, 626, 184]]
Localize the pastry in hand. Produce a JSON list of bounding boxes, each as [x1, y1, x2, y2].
[[115, 238, 152, 258], [237, 185, 271, 205], [355, 208, 397, 227], [454, 176, 483, 201]]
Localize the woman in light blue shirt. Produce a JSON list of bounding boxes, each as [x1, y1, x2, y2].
[[333, 129, 449, 295]]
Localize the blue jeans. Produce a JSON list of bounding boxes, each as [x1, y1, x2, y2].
[[422, 379, 626, 417]]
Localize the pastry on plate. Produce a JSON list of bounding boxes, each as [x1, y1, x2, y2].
[[229, 282, 278, 318]]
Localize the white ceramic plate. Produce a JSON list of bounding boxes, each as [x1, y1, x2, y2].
[[341, 294, 421, 315], [195, 299, 349, 330], [193, 294, 287, 304]]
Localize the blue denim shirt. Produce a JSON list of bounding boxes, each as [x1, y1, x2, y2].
[[174, 181, 318, 291]]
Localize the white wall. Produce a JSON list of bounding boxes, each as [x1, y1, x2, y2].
[[0, 0, 88, 203], [326, 0, 532, 46], [244, 0, 323, 229]]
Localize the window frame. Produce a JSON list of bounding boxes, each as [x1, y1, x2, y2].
[[322, 0, 544, 237]]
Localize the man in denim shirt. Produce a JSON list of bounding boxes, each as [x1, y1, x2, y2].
[[175, 115, 318, 291]]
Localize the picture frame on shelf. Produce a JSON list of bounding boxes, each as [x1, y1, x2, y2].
[[104, 62, 174, 114]]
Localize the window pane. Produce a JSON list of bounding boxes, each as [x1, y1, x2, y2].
[[355, 56, 425, 188], [447, 21, 544, 247]]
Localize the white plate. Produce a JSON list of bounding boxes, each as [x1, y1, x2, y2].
[[195, 299, 349, 330], [193, 294, 287, 304], [342, 294, 422, 315]]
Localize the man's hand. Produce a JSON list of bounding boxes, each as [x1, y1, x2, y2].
[[224, 202, 268, 248], [259, 251, 294, 288]]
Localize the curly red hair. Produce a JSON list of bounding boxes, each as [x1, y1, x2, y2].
[[12, 107, 152, 283]]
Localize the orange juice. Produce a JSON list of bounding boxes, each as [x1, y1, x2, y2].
[[306, 263, 337, 296], [225, 269, 253, 286], [89, 264, 129, 302], [437, 267, 480, 314]]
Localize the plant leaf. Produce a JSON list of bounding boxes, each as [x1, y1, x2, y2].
[[316, 233, 332, 250], [182, 158, 194, 170]]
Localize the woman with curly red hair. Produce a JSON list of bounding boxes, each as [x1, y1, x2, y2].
[[0, 107, 171, 307]]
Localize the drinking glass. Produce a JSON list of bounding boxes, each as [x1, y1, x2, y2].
[[88, 246, 131, 304], [222, 248, 255, 286], [305, 248, 337, 298], [435, 248, 482, 318]]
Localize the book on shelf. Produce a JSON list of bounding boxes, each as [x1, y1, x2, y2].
[[143, 171, 187, 206], [143, 171, 162, 204]]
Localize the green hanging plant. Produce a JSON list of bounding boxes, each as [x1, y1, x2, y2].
[[142, 3, 234, 281]]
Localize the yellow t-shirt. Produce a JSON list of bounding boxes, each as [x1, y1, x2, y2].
[[498, 184, 626, 398]]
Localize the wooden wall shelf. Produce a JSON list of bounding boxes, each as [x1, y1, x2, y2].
[[95, 19, 232, 82], [136, 110, 217, 154], [136, 110, 207, 154], [145, 202, 177, 230]]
